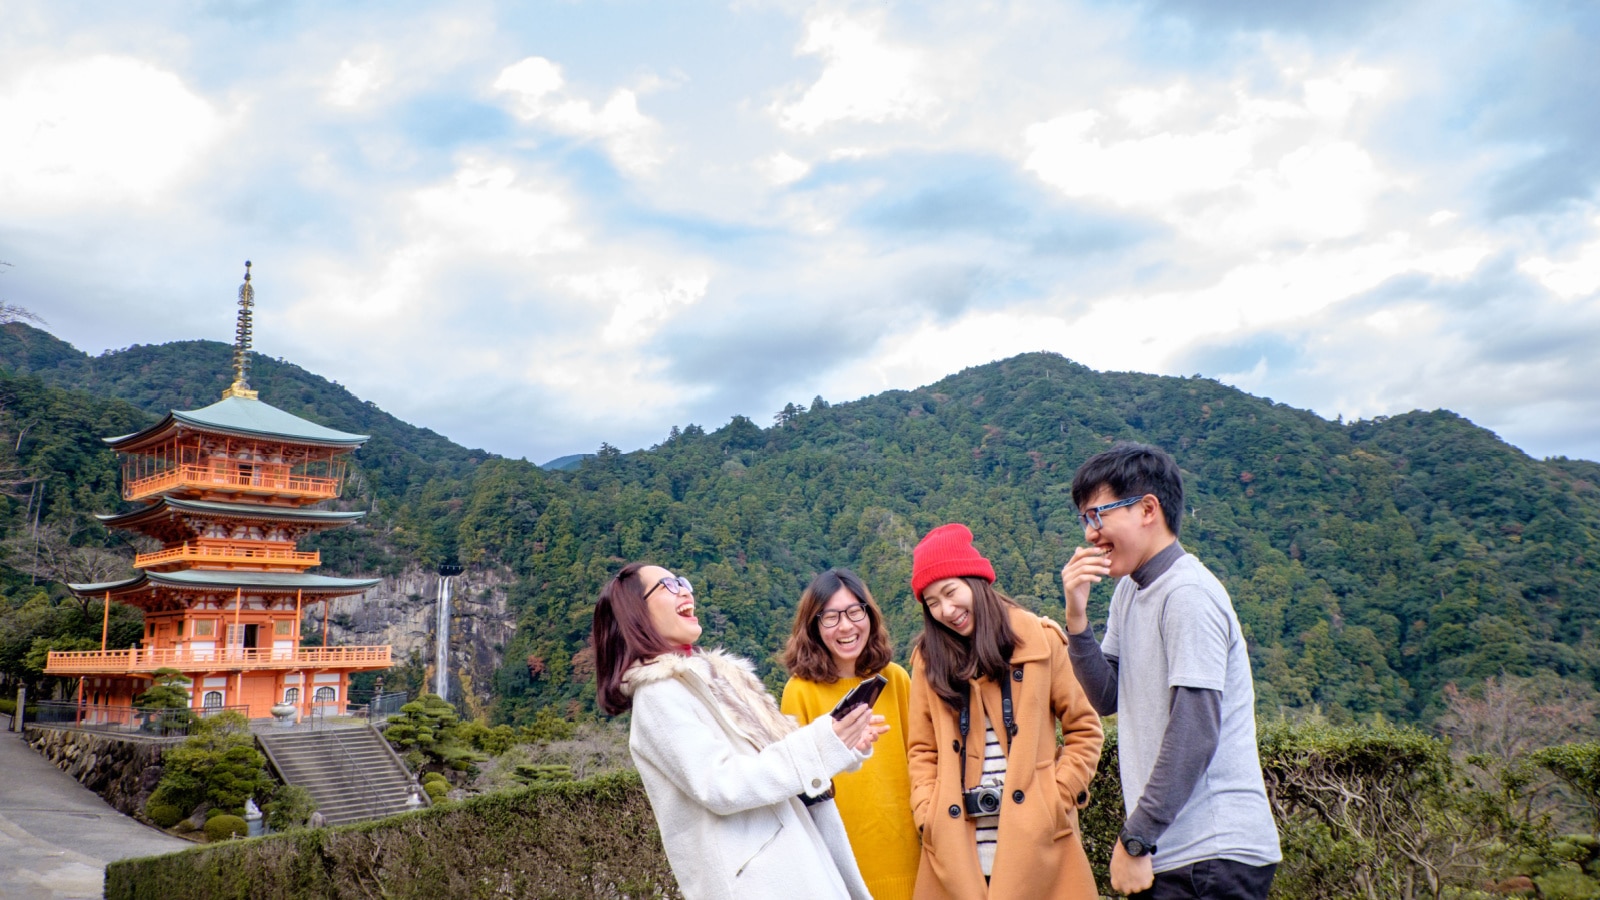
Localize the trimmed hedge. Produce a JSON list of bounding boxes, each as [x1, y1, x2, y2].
[[108, 724, 1597, 899], [105, 771, 676, 900]]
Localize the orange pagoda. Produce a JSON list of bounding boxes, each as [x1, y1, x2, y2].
[[45, 263, 390, 720]]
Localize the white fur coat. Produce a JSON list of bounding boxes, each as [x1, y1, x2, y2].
[[623, 648, 873, 900]]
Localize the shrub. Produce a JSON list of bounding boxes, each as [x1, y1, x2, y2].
[[423, 780, 448, 802], [204, 815, 248, 841], [145, 802, 184, 829], [1532, 742, 1600, 838], [151, 712, 272, 815], [383, 694, 486, 773], [0, 699, 38, 718], [421, 772, 448, 786], [106, 772, 676, 900], [512, 763, 574, 785], [1260, 720, 1513, 900], [264, 784, 317, 832], [1077, 726, 1123, 887]]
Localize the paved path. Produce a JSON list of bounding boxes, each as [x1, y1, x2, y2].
[[0, 715, 191, 900]]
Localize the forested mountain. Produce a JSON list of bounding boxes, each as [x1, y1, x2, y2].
[[2, 325, 1597, 727]]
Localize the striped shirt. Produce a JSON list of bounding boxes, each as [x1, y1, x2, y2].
[[975, 715, 1007, 875]]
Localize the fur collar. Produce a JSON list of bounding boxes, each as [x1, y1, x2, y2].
[[623, 648, 798, 750]]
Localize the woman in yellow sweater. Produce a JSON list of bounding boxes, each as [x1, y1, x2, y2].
[[782, 568, 920, 900]]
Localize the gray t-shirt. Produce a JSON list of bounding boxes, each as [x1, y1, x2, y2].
[[1101, 553, 1281, 872]]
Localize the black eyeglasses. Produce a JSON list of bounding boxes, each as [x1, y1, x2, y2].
[[1077, 496, 1143, 530], [817, 604, 868, 629], [642, 575, 693, 601]]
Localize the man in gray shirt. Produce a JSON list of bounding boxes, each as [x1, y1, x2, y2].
[[1061, 442, 1280, 898]]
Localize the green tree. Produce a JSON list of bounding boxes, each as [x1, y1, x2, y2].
[[148, 712, 272, 815]]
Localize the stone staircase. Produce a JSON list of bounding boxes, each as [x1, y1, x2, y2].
[[257, 725, 423, 825]]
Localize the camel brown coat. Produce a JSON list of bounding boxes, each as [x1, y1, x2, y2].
[[908, 607, 1104, 899]]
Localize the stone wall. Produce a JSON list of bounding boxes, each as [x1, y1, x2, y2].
[[24, 726, 169, 817]]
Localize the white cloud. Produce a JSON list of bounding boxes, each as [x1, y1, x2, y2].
[[494, 57, 665, 175], [326, 57, 388, 107], [1023, 109, 1255, 205], [760, 151, 811, 185], [774, 11, 940, 133], [1023, 66, 1392, 245], [559, 266, 711, 346], [409, 160, 582, 258], [1520, 218, 1600, 299], [0, 55, 224, 210]]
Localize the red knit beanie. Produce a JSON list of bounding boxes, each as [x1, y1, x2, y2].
[[911, 523, 996, 599]]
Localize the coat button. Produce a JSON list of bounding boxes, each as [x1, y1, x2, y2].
[[948, 805, 960, 818], [811, 778, 822, 789], [1012, 669, 1023, 682], [952, 740, 961, 752], [1076, 791, 1089, 805], [1013, 790, 1025, 804]]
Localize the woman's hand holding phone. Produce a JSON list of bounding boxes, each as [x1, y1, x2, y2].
[[831, 704, 878, 752]]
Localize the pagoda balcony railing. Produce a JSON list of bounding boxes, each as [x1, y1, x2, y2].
[[44, 645, 391, 675], [134, 541, 320, 570], [123, 463, 340, 502]]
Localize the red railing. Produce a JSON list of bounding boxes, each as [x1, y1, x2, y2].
[[123, 463, 340, 502], [134, 541, 320, 570], [44, 645, 391, 675]]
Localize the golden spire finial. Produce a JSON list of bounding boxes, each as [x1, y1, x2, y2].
[[221, 260, 259, 400]]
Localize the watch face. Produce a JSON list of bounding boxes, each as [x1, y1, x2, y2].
[[1124, 837, 1149, 857]]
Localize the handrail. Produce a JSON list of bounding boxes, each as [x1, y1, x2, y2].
[[44, 645, 391, 674], [124, 463, 339, 501], [328, 727, 386, 819], [134, 541, 320, 569]]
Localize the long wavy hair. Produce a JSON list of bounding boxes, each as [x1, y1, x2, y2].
[[910, 577, 1019, 711], [781, 568, 894, 683], [592, 562, 679, 715]]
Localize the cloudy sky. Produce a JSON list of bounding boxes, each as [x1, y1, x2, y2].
[[3, 1, 1598, 465]]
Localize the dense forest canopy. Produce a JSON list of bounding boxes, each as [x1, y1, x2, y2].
[[2, 323, 1596, 727]]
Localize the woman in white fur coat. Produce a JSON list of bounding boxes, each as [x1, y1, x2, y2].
[[594, 562, 885, 900]]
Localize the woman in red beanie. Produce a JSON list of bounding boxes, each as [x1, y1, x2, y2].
[[906, 524, 1104, 899]]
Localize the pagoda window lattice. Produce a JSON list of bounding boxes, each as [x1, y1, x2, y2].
[[203, 691, 223, 709]]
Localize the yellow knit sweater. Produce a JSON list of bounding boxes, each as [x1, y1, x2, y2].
[[783, 663, 920, 900]]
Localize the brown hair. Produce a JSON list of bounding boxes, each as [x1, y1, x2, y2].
[[910, 577, 1019, 710], [781, 568, 894, 683], [592, 562, 679, 715]]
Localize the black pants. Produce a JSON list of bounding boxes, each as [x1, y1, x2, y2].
[[1129, 858, 1277, 900]]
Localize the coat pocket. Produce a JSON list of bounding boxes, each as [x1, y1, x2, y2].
[[1039, 759, 1075, 840], [731, 806, 785, 877]]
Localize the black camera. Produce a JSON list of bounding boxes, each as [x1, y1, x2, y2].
[[961, 778, 1004, 817]]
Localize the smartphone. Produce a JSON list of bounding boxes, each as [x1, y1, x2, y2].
[[829, 674, 888, 719]]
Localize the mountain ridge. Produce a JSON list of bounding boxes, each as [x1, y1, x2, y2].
[[2, 325, 1596, 727]]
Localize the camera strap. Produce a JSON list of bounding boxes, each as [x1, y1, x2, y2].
[[958, 668, 1017, 794]]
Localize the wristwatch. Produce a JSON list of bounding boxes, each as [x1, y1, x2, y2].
[[1119, 829, 1157, 857]]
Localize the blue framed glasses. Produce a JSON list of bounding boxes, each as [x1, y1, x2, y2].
[[642, 575, 693, 601], [1077, 496, 1143, 530]]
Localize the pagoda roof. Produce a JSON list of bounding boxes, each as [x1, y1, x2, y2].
[[97, 497, 367, 529], [106, 395, 368, 451], [69, 569, 381, 599]]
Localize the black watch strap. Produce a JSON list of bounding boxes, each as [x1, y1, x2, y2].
[[1119, 829, 1157, 857]]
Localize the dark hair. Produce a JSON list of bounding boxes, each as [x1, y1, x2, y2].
[[911, 577, 1018, 711], [782, 568, 894, 683], [592, 562, 679, 715], [1071, 441, 1184, 537]]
